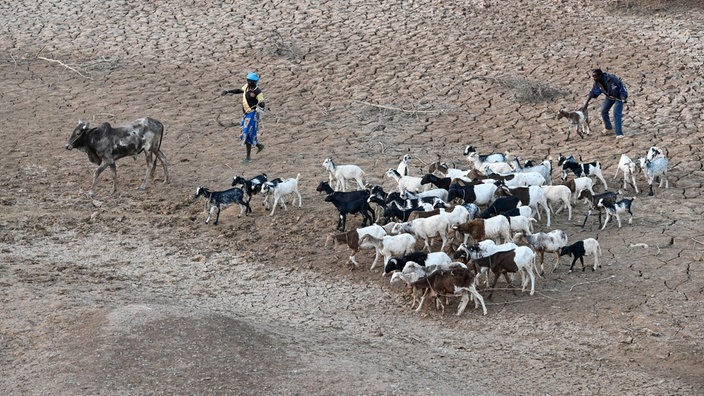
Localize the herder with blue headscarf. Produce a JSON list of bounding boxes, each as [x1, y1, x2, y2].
[[222, 72, 266, 163]]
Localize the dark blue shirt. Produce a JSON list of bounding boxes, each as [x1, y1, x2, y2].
[[589, 72, 628, 100]]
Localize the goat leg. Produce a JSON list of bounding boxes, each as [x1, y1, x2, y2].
[[581, 210, 591, 228]]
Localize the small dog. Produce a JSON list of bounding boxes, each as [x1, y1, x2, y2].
[[557, 106, 590, 139]]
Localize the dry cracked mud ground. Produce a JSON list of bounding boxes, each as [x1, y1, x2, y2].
[[1, 0, 703, 394]]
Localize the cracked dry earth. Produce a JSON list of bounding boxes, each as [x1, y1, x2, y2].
[[1, 0, 703, 395]]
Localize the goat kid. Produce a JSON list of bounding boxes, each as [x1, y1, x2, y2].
[[557, 107, 590, 139], [195, 186, 251, 225], [263, 173, 302, 216], [559, 238, 602, 272]]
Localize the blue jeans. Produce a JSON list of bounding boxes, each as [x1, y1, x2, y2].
[[601, 98, 624, 136]]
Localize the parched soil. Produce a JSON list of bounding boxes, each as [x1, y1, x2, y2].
[[1, 1, 703, 394]]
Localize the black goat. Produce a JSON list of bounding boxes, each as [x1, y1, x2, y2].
[[420, 173, 452, 190], [478, 196, 521, 219], [383, 205, 423, 223], [195, 186, 252, 225], [318, 183, 374, 231]]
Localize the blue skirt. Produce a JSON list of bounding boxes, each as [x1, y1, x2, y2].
[[240, 111, 260, 146]]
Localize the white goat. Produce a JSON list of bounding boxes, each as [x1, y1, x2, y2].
[[360, 233, 417, 271], [263, 173, 302, 216], [646, 146, 667, 161], [639, 157, 669, 196], [508, 215, 536, 236], [498, 185, 551, 227], [463, 146, 508, 163], [402, 188, 450, 204], [514, 230, 568, 276], [467, 152, 511, 173], [510, 157, 553, 185], [393, 212, 452, 252], [428, 162, 471, 179], [613, 154, 639, 193], [397, 154, 412, 176], [491, 171, 546, 188], [541, 185, 573, 220], [322, 157, 366, 191], [385, 168, 428, 193]]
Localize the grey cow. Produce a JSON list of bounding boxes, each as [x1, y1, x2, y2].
[[65, 117, 170, 197]]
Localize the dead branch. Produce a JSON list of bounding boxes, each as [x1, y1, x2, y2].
[[569, 275, 615, 292], [38, 56, 91, 79], [353, 100, 444, 114]]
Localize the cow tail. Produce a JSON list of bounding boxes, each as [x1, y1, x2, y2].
[[155, 121, 165, 168]]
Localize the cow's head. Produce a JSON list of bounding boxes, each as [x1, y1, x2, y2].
[[66, 120, 90, 150]]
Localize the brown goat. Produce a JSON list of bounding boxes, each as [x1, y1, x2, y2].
[[412, 267, 487, 316]]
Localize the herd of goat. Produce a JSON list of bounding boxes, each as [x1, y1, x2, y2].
[[63, 118, 669, 316], [194, 144, 670, 317]]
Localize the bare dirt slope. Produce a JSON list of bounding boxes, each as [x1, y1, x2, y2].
[[1, 1, 703, 394]]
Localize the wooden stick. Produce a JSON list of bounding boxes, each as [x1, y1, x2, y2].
[[37, 56, 91, 79]]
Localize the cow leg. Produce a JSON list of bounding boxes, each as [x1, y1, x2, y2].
[[140, 153, 155, 191], [89, 162, 112, 197], [156, 149, 170, 183]]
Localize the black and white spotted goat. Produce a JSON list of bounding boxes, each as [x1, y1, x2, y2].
[[598, 197, 635, 230], [232, 173, 268, 198], [558, 154, 608, 191], [195, 186, 252, 225]]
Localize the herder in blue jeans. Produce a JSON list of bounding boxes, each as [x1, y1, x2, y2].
[[584, 68, 628, 139], [222, 72, 266, 163]]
